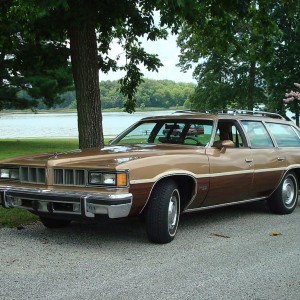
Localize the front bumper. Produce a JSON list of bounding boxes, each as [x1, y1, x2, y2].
[[0, 186, 132, 219]]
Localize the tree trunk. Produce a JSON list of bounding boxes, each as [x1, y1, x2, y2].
[[294, 100, 299, 126], [68, 6, 103, 149], [247, 61, 256, 110]]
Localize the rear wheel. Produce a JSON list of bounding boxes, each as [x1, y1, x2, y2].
[[268, 171, 298, 214], [39, 216, 71, 228], [145, 179, 180, 244]]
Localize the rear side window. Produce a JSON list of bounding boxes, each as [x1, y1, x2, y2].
[[265, 123, 300, 147], [241, 121, 274, 148]]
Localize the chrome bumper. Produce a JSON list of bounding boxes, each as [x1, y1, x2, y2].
[[0, 186, 132, 219]]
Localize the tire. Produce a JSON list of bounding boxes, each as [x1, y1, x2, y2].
[[39, 216, 71, 228], [268, 171, 299, 214], [145, 179, 180, 244]]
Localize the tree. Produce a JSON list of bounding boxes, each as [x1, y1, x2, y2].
[[283, 83, 300, 103], [283, 83, 300, 126], [177, 1, 298, 112], [1, 0, 256, 149], [0, 2, 73, 111], [263, 1, 300, 121], [1, 0, 169, 148]]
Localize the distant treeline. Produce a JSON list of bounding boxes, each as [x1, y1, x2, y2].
[[37, 79, 195, 110]]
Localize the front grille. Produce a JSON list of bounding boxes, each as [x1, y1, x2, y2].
[[54, 169, 85, 186], [20, 167, 46, 184]]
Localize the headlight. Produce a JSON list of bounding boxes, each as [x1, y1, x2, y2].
[[0, 167, 20, 180], [88, 171, 128, 187]]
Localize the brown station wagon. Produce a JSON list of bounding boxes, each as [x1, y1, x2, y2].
[[1, 110, 300, 243]]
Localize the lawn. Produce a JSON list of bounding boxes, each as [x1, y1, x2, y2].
[[0, 138, 79, 160]]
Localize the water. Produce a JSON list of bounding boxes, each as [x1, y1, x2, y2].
[[0, 111, 175, 138]]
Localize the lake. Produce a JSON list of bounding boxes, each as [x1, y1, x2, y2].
[[0, 111, 175, 138]]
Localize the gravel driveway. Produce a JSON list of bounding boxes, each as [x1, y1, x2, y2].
[[1, 201, 300, 300]]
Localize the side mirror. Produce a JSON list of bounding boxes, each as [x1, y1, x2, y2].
[[213, 140, 235, 153]]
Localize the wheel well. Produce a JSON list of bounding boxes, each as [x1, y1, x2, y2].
[[291, 168, 300, 185], [149, 175, 196, 212]]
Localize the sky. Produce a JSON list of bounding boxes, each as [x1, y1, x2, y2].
[[99, 34, 196, 84]]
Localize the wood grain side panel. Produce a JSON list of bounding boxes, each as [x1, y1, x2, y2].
[[251, 170, 284, 197], [185, 177, 209, 209], [202, 173, 252, 206], [129, 182, 153, 215]]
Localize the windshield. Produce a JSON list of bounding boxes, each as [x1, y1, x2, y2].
[[110, 119, 214, 146]]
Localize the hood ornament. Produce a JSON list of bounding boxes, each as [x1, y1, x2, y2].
[[48, 149, 81, 160], [48, 152, 59, 160]]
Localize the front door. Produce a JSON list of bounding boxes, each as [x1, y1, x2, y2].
[[202, 120, 254, 207]]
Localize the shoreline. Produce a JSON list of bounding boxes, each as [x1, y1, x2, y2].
[[0, 136, 115, 140], [0, 109, 177, 139], [0, 107, 180, 116]]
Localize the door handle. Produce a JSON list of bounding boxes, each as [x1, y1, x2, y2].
[[277, 157, 286, 161], [245, 158, 253, 163]]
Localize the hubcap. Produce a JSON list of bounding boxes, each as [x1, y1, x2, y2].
[[168, 192, 178, 232], [282, 177, 295, 206]]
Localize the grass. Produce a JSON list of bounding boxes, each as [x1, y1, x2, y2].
[[0, 138, 79, 160], [0, 208, 39, 228], [0, 138, 112, 228]]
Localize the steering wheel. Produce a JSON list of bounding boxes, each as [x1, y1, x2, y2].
[[184, 136, 204, 146]]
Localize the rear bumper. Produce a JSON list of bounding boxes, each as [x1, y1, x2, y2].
[[0, 186, 132, 219]]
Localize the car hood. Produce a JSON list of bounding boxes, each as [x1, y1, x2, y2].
[[0, 144, 206, 169]]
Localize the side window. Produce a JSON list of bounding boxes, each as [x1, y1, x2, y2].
[[241, 121, 274, 148], [214, 121, 245, 148], [265, 123, 300, 147]]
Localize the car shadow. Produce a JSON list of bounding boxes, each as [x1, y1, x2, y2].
[[12, 200, 274, 247]]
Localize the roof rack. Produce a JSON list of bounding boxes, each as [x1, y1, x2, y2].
[[173, 110, 209, 115], [218, 109, 288, 120], [173, 109, 290, 121]]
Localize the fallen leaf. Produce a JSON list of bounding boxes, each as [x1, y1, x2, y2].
[[270, 231, 282, 236], [41, 238, 49, 244], [211, 233, 230, 239]]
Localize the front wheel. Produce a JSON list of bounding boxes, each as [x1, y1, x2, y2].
[[267, 171, 299, 214], [145, 179, 180, 244], [39, 216, 71, 228]]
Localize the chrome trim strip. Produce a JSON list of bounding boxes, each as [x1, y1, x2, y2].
[[184, 197, 267, 213], [137, 173, 198, 215], [130, 169, 201, 184], [130, 166, 292, 185]]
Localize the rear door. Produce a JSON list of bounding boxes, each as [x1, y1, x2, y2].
[[241, 120, 286, 198]]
